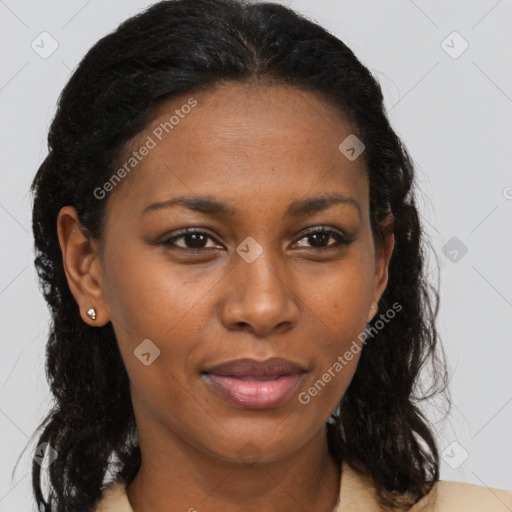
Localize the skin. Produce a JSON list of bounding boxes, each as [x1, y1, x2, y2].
[[57, 81, 394, 512]]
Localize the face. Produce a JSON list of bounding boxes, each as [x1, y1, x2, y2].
[[60, 81, 393, 465]]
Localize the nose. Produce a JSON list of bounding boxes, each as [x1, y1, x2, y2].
[[220, 249, 300, 337]]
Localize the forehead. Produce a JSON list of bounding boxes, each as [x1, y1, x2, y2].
[[105, 82, 368, 220]]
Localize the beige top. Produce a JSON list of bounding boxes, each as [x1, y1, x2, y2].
[[94, 459, 512, 511]]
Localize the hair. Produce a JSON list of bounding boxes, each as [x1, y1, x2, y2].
[[21, 0, 450, 510]]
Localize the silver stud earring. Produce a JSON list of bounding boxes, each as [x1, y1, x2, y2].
[[86, 307, 97, 321]]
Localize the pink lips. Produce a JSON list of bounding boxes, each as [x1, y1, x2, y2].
[[202, 357, 306, 409]]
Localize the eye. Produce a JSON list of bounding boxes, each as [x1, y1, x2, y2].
[[291, 226, 352, 250], [159, 226, 352, 253], [160, 228, 222, 251]]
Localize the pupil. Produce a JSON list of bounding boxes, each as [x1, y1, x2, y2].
[[310, 232, 329, 247], [187, 233, 206, 248]]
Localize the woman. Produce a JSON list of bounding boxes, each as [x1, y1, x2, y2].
[[25, 0, 511, 511]]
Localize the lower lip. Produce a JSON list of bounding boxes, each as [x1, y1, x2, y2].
[[203, 373, 303, 409]]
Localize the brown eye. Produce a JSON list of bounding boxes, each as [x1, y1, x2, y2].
[[292, 227, 352, 250], [161, 229, 222, 251]]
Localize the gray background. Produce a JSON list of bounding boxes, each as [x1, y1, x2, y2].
[[1, 0, 511, 510]]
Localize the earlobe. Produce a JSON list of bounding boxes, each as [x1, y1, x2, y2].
[[56, 206, 110, 326], [367, 302, 378, 324]]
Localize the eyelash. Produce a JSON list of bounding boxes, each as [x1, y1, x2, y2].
[[160, 226, 353, 253]]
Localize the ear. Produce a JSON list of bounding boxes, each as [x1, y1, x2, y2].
[[56, 206, 110, 326], [367, 212, 395, 323]]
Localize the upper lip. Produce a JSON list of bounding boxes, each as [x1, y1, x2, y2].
[[202, 357, 306, 377]]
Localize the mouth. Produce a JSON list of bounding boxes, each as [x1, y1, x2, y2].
[[201, 357, 307, 409]]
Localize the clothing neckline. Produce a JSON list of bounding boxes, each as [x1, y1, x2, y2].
[[96, 459, 430, 512]]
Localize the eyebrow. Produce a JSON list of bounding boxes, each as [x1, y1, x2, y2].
[[141, 192, 361, 220]]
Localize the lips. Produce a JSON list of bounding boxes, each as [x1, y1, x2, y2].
[[202, 357, 306, 378], [202, 357, 306, 409]]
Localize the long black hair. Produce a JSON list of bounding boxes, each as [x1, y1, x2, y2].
[[22, 0, 450, 510]]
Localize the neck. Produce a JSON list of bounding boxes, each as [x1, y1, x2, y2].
[[126, 423, 341, 512]]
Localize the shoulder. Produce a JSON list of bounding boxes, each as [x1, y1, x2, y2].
[[338, 460, 512, 512], [410, 479, 512, 512], [93, 479, 132, 512], [93, 467, 512, 512]]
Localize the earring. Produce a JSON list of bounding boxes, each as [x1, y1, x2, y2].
[[86, 307, 97, 321]]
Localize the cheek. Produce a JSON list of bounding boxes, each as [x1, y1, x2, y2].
[[101, 240, 215, 341], [101, 243, 221, 403], [302, 258, 374, 341], [289, 263, 371, 413], [104, 254, 210, 416]]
